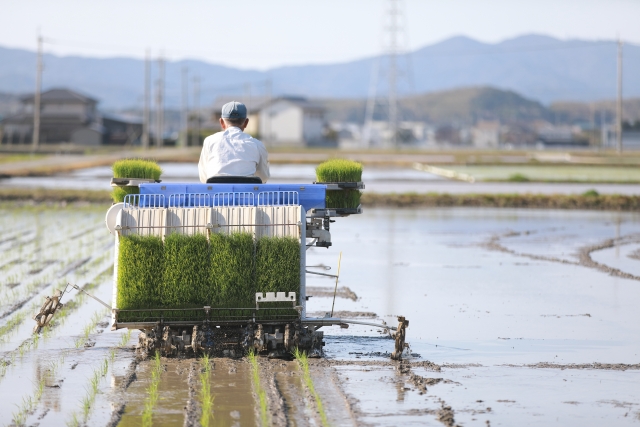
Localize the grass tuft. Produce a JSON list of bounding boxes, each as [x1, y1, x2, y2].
[[199, 355, 214, 427], [248, 350, 269, 427], [117, 232, 300, 315], [256, 236, 300, 296], [316, 158, 363, 182], [210, 232, 255, 307], [111, 186, 139, 203], [316, 158, 363, 208], [162, 232, 211, 307], [142, 351, 163, 427], [325, 189, 362, 209], [111, 158, 162, 203], [112, 158, 163, 180], [293, 348, 329, 427], [118, 329, 132, 347], [507, 173, 529, 182], [117, 235, 164, 309]]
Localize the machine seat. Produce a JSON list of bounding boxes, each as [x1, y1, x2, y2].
[[206, 176, 263, 184]]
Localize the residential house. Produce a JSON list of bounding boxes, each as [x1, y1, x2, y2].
[[0, 88, 142, 145], [211, 96, 334, 147]]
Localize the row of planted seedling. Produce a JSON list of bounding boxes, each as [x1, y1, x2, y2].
[[117, 232, 301, 310], [0, 211, 112, 314], [0, 264, 114, 380], [8, 306, 122, 427]]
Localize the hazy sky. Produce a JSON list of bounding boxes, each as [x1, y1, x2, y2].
[[3, 0, 639, 69]]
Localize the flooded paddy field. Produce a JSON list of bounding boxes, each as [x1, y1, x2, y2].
[[1, 204, 639, 426], [3, 162, 640, 195]]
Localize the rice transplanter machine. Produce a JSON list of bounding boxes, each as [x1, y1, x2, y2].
[[37, 177, 409, 359]]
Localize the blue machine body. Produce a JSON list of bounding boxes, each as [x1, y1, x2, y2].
[[138, 183, 326, 210]]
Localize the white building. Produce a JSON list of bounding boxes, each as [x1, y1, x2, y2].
[[471, 120, 501, 148], [258, 97, 330, 147]]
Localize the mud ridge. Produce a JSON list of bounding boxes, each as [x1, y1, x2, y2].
[[105, 402, 126, 427], [515, 362, 640, 371], [437, 403, 459, 427], [577, 234, 640, 281], [183, 360, 201, 427], [440, 363, 484, 369], [308, 310, 377, 318], [483, 231, 578, 265], [487, 229, 640, 281], [324, 365, 360, 427], [313, 358, 443, 371], [294, 362, 325, 427], [258, 359, 288, 427], [306, 286, 358, 301], [121, 358, 139, 390]]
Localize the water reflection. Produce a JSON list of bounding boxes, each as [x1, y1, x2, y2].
[[310, 208, 640, 365]]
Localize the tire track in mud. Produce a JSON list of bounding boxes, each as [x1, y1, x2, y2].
[[273, 365, 309, 426], [183, 360, 201, 427], [262, 358, 359, 427], [255, 359, 288, 426], [316, 358, 458, 426], [102, 350, 142, 427]]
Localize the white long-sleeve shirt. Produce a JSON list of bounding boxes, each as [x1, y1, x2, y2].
[[198, 127, 270, 183]]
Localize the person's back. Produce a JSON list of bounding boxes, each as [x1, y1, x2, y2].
[[198, 101, 270, 183]]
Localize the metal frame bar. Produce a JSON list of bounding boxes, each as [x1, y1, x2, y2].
[[257, 191, 299, 206], [212, 192, 255, 207], [168, 193, 211, 208], [123, 194, 165, 209]]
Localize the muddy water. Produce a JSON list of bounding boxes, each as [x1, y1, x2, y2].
[[5, 162, 640, 195], [118, 359, 192, 426], [304, 208, 640, 425], [208, 359, 256, 426], [2, 206, 640, 426]]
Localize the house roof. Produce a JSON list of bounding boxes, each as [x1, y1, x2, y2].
[[270, 96, 324, 112], [21, 88, 98, 104]]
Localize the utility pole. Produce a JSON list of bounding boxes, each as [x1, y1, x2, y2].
[[387, 0, 399, 149], [616, 38, 623, 154], [32, 32, 43, 151], [192, 76, 200, 146], [142, 49, 150, 149], [155, 55, 164, 148], [265, 78, 272, 146], [181, 67, 189, 148]]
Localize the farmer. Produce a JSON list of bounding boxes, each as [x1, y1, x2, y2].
[[198, 101, 270, 183]]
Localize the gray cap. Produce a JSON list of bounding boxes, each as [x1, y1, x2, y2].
[[221, 101, 247, 119]]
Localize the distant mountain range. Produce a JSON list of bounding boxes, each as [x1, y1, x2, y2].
[[0, 34, 639, 109]]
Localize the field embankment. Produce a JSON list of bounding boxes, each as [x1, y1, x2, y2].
[[2, 187, 640, 211]]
